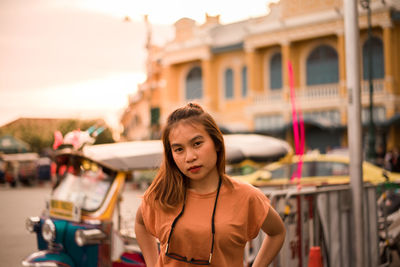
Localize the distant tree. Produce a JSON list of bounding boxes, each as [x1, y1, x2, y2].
[[58, 119, 81, 136], [94, 128, 114, 145]]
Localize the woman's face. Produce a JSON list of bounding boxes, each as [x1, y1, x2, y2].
[[168, 122, 219, 185]]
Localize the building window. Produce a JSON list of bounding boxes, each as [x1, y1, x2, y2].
[[306, 45, 339, 85], [363, 36, 384, 80], [241, 66, 248, 97], [150, 107, 160, 126], [270, 53, 282, 90], [185, 66, 203, 100], [225, 68, 234, 99]]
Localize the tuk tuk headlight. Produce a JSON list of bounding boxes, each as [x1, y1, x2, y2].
[[75, 229, 106, 247], [42, 219, 56, 242], [25, 216, 41, 233]]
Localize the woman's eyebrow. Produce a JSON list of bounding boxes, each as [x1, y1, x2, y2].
[[170, 142, 181, 148], [170, 135, 204, 148], [191, 135, 204, 142]]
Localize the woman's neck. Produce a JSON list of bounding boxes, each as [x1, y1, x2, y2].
[[188, 176, 220, 194]]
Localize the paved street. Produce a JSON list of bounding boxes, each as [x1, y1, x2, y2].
[[0, 184, 50, 267], [0, 182, 144, 267]]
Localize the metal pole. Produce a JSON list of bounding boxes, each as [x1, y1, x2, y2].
[[344, 1, 364, 267]]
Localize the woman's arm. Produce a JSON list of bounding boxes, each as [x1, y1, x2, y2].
[[135, 204, 159, 267], [252, 207, 286, 267]]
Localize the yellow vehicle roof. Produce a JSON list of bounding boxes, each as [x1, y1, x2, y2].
[[234, 153, 400, 187]]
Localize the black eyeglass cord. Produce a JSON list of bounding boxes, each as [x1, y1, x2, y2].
[[210, 178, 222, 256], [166, 177, 222, 264]]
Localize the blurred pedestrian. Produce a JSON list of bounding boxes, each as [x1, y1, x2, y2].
[[5, 162, 17, 187], [0, 159, 5, 184], [385, 147, 400, 172], [375, 145, 386, 167], [135, 103, 286, 266]]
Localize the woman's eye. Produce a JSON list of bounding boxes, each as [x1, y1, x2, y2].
[[194, 141, 203, 147], [173, 147, 183, 153]]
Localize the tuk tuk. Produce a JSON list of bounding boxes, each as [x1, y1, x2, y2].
[[22, 139, 164, 267], [22, 134, 291, 267]]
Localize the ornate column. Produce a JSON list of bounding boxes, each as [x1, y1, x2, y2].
[[201, 56, 215, 110], [381, 23, 396, 152], [281, 40, 291, 102], [382, 23, 394, 94], [160, 63, 178, 122], [337, 31, 347, 96], [244, 46, 259, 94], [336, 31, 348, 126], [280, 40, 293, 141]]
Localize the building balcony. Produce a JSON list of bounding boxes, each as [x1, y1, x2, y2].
[[251, 79, 390, 113]]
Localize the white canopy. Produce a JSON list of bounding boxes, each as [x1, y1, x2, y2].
[[224, 134, 292, 163], [83, 140, 163, 171]]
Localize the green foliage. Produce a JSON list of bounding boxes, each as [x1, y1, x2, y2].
[[58, 119, 81, 135], [94, 128, 114, 145]]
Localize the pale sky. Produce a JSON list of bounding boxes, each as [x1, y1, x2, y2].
[[0, 0, 278, 136]]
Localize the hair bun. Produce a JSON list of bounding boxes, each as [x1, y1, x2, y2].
[[188, 102, 202, 110]]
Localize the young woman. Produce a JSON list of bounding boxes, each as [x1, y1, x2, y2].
[[135, 103, 285, 266]]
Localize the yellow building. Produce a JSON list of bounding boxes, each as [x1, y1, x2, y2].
[[121, 0, 400, 158]]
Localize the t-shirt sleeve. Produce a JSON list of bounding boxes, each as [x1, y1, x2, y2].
[[140, 199, 157, 237], [246, 186, 271, 240]]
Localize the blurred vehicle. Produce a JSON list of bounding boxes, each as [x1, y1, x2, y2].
[[234, 153, 400, 188], [37, 157, 52, 182], [22, 142, 161, 267], [19, 160, 39, 186], [226, 159, 264, 177], [1, 153, 39, 186]]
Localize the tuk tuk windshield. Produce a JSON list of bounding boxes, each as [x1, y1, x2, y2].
[[52, 163, 113, 211]]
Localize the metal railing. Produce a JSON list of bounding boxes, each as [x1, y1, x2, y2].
[[245, 184, 380, 267], [253, 79, 385, 108], [297, 84, 340, 101], [361, 79, 384, 94]]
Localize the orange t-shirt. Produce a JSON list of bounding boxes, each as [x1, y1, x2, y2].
[[141, 177, 270, 266]]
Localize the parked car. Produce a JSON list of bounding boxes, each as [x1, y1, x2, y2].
[[233, 153, 400, 188]]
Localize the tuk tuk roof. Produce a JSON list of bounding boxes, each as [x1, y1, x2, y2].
[[77, 134, 292, 171], [83, 140, 163, 171]]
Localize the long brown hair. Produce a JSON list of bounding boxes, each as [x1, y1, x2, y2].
[[143, 103, 230, 211]]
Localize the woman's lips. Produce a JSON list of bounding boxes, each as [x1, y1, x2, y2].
[[188, 166, 201, 173]]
